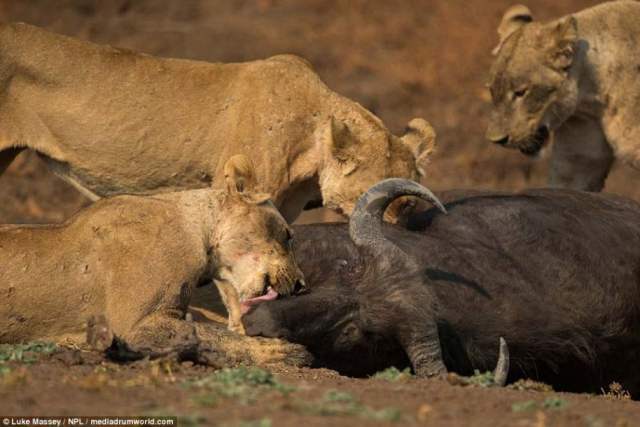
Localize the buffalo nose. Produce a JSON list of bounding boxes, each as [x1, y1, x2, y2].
[[493, 136, 509, 146], [293, 279, 306, 294]]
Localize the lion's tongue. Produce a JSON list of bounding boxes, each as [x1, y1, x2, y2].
[[240, 287, 279, 315]]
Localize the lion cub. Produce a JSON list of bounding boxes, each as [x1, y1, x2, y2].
[[0, 155, 304, 343]]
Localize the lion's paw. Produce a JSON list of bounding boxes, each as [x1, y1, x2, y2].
[[243, 336, 312, 367]]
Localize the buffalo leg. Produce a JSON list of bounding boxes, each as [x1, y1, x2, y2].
[[397, 320, 447, 377]]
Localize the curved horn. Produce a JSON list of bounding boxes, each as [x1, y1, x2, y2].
[[349, 178, 446, 250], [493, 337, 510, 387]]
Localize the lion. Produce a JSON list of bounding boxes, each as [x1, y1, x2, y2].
[[0, 155, 305, 342], [486, 1, 640, 191], [0, 23, 435, 222]]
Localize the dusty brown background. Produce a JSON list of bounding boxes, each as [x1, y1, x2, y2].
[[1, 0, 638, 224]]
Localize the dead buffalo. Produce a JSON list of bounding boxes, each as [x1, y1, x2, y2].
[[243, 180, 640, 396]]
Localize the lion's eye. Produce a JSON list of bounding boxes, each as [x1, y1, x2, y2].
[[513, 88, 528, 99]]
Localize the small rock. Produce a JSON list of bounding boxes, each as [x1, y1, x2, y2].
[[417, 403, 433, 422]]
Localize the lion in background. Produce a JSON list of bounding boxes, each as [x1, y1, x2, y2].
[[486, 0, 640, 191], [0, 23, 435, 222]]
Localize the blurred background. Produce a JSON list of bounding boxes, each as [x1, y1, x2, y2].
[[1, 0, 637, 224]]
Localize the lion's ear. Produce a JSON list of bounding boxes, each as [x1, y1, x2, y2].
[[493, 4, 533, 55], [401, 118, 437, 177], [322, 117, 359, 176], [545, 16, 578, 72], [224, 154, 257, 195]]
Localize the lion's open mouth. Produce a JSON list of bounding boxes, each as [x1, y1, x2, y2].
[[519, 126, 550, 156], [240, 286, 279, 315]]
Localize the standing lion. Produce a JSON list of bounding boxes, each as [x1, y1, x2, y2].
[[0, 23, 435, 222], [486, 1, 640, 191]]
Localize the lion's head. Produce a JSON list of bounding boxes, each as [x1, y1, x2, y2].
[[214, 155, 305, 310], [318, 111, 436, 219], [486, 5, 579, 156]]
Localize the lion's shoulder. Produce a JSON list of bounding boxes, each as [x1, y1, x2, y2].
[[266, 54, 314, 71]]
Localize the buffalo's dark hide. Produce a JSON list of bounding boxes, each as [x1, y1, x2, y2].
[[244, 189, 640, 396]]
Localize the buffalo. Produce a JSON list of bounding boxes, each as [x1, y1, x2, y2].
[[243, 180, 640, 396]]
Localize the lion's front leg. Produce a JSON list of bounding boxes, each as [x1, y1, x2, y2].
[[549, 116, 613, 192], [193, 322, 313, 368], [110, 313, 312, 369], [110, 312, 202, 362], [214, 279, 246, 334]]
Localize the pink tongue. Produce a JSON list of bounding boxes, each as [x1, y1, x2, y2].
[[240, 287, 279, 315]]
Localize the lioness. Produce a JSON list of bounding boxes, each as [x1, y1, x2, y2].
[[0, 23, 434, 222], [486, 1, 640, 191], [0, 156, 305, 339]]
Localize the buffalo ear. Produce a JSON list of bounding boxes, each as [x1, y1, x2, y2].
[[400, 118, 437, 177], [323, 117, 359, 176], [493, 4, 533, 55], [223, 154, 257, 195], [545, 16, 578, 72]]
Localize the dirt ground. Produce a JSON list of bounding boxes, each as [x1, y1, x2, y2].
[[2, 339, 639, 427], [2, 0, 640, 424]]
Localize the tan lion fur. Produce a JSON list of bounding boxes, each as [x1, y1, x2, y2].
[[0, 156, 304, 339], [487, 1, 640, 191], [0, 23, 435, 222]]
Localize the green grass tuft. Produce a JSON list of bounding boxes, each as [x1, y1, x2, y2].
[[371, 367, 413, 382], [511, 400, 537, 412], [508, 378, 553, 392], [0, 342, 57, 364], [191, 393, 219, 407], [542, 397, 568, 410], [511, 397, 568, 413], [465, 370, 497, 387], [183, 366, 295, 405], [237, 419, 272, 427], [0, 365, 11, 376], [293, 389, 402, 422], [323, 390, 355, 402], [178, 414, 206, 427]]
